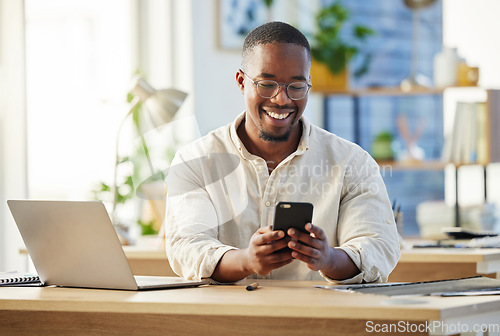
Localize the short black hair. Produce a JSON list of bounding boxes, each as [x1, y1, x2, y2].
[[241, 21, 311, 69]]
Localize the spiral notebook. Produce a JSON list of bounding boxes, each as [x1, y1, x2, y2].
[[0, 271, 42, 286]]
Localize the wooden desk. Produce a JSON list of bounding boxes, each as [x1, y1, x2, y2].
[[390, 248, 500, 282], [1, 280, 500, 336]]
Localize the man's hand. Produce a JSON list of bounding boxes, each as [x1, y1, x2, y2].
[[211, 225, 293, 283], [287, 223, 332, 271], [288, 223, 360, 280], [245, 226, 293, 275]]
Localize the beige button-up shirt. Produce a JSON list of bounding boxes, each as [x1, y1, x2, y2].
[[165, 112, 400, 283]]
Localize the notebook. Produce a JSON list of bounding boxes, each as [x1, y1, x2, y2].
[[0, 271, 42, 286], [7, 200, 208, 290]]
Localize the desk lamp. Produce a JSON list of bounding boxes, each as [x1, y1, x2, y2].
[[112, 76, 187, 230], [400, 0, 437, 91]]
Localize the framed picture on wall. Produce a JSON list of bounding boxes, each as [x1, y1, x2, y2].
[[218, 0, 269, 50]]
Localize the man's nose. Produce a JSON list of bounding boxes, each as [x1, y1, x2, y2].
[[271, 84, 292, 104]]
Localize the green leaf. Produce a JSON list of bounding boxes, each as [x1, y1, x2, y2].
[[354, 25, 376, 40], [375, 131, 394, 141], [354, 53, 372, 78], [131, 101, 143, 132], [118, 156, 130, 164], [311, 2, 375, 76], [261, 0, 274, 9], [124, 175, 135, 189], [137, 219, 159, 235], [100, 182, 111, 192], [126, 92, 135, 103]]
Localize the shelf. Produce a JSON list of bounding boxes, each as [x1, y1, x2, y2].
[[312, 86, 480, 97]]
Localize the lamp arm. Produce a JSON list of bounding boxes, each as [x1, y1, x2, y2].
[[140, 134, 155, 176], [112, 96, 141, 225]]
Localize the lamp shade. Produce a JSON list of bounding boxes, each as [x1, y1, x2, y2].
[[112, 76, 187, 232], [403, 0, 436, 9], [129, 76, 188, 133]]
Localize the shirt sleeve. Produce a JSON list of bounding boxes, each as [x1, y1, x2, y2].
[[164, 151, 237, 281], [324, 151, 401, 284]]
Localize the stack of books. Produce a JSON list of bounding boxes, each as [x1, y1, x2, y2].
[[442, 91, 500, 165]]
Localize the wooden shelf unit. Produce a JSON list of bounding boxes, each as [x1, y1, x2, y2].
[[312, 86, 446, 96], [318, 86, 499, 168], [376, 159, 447, 171]]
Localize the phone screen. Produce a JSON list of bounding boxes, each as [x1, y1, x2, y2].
[[272, 202, 314, 236]]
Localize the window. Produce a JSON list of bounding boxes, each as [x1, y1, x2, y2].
[[25, 0, 135, 201]]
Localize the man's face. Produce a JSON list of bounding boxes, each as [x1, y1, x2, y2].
[[237, 43, 310, 143]]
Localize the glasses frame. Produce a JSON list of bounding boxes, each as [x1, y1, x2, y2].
[[241, 70, 312, 101]]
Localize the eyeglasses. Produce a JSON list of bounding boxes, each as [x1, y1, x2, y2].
[[241, 70, 311, 101]]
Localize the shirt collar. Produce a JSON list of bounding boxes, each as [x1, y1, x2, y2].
[[229, 111, 310, 158]]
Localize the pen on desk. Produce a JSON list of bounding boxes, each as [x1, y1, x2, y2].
[[246, 282, 259, 291], [394, 204, 402, 229], [394, 204, 401, 220]]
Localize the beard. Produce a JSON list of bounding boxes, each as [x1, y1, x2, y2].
[[258, 104, 298, 143], [259, 128, 292, 143]]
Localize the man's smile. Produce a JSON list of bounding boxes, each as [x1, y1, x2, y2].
[[265, 110, 291, 120], [261, 105, 295, 124]]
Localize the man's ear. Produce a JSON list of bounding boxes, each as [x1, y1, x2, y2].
[[236, 69, 245, 95]]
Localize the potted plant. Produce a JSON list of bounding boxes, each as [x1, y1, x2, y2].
[[310, 1, 375, 91], [371, 130, 395, 161]]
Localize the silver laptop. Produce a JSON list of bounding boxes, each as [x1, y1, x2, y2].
[[7, 200, 207, 290]]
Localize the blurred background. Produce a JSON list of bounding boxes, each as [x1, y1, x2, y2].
[[1, 0, 500, 272]]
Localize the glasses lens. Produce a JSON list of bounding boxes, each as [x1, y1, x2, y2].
[[256, 81, 279, 98], [287, 82, 309, 100]]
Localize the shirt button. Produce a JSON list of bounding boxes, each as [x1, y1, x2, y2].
[[265, 201, 271, 207], [257, 166, 263, 172]]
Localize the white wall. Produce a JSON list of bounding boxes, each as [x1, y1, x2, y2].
[[443, 0, 500, 89], [443, 0, 500, 90], [0, 0, 28, 271], [191, 0, 244, 136], [443, 0, 500, 209]]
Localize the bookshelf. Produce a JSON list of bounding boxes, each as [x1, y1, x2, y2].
[[316, 86, 447, 169], [442, 88, 500, 227], [316, 86, 499, 169], [310, 0, 443, 236], [442, 88, 500, 166], [316, 86, 499, 233]]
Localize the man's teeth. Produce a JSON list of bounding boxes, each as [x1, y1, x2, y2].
[[266, 111, 290, 120]]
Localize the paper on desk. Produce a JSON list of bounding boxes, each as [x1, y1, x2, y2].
[[315, 276, 500, 297], [466, 236, 500, 248], [436, 290, 500, 297], [315, 282, 406, 291]]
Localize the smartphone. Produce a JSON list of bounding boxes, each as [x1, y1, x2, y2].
[[272, 202, 314, 236]]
